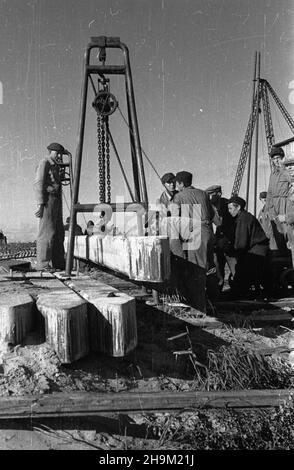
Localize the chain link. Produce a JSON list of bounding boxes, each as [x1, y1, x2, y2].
[[97, 114, 106, 202], [96, 80, 112, 204], [105, 117, 111, 203], [100, 118, 106, 202]]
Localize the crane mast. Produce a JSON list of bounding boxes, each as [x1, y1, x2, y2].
[[231, 52, 294, 215]]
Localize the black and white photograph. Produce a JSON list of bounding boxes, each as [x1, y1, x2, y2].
[[0, 0, 294, 456]]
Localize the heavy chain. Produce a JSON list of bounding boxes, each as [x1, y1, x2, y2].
[[105, 117, 111, 203], [101, 118, 106, 202], [97, 114, 105, 202]]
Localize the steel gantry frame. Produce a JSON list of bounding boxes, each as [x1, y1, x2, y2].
[[231, 51, 294, 215], [65, 36, 148, 276]]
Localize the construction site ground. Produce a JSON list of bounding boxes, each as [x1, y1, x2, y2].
[[1, 245, 294, 450]]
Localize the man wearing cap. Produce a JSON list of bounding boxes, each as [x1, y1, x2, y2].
[[205, 185, 224, 226], [205, 184, 234, 289], [265, 146, 291, 254], [276, 156, 294, 266], [34, 142, 68, 271], [64, 216, 83, 236], [159, 173, 177, 209], [170, 171, 217, 309], [225, 196, 270, 298]]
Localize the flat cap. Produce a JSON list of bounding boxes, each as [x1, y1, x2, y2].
[[161, 172, 175, 184], [269, 146, 284, 158], [228, 195, 246, 210], [205, 185, 222, 194], [175, 171, 193, 186], [47, 142, 65, 153], [259, 191, 267, 199]]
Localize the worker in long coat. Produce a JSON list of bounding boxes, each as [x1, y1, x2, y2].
[[170, 171, 218, 308], [265, 146, 291, 254], [276, 156, 294, 267], [258, 191, 273, 243], [225, 196, 270, 298], [34, 142, 67, 271]]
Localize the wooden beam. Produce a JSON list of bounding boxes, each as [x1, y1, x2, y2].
[[0, 389, 292, 419], [215, 298, 294, 311]]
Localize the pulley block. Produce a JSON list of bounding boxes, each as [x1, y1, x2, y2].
[[92, 91, 118, 116]]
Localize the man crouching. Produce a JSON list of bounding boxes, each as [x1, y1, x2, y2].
[[226, 196, 270, 298]]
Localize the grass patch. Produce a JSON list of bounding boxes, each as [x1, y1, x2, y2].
[[142, 402, 294, 449], [191, 345, 294, 391]]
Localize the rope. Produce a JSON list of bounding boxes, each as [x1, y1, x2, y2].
[[117, 105, 168, 192]]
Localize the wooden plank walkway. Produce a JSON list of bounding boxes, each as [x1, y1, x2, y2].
[[0, 389, 293, 419]]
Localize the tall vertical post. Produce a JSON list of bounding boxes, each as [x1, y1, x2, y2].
[[120, 43, 148, 206], [253, 52, 261, 216], [126, 96, 141, 201], [65, 45, 91, 275], [246, 51, 257, 208]]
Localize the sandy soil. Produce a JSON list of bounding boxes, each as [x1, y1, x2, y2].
[[0, 262, 294, 449]]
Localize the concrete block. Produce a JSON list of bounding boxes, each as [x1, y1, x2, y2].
[[0, 293, 34, 346], [36, 290, 89, 364], [88, 236, 130, 276], [66, 277, 137, 357], [64, 234, 171, 282], [128, 236, 171, 282]]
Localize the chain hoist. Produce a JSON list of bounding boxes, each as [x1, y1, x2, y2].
[[93, 73, 117, 203]]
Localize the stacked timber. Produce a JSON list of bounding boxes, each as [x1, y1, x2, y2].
[[66, 277, 137, 357]]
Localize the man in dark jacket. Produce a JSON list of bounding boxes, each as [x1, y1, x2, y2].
[[276, 156, 294, 267], [34, 142, 68, 271], [226, 196, 270, 297], [205, 184, 234, 289], [170, 171, 218, 310]]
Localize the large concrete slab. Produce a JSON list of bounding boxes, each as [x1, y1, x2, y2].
[[66, 276, 137, 357], [64, 235, 171, 282], [36, 282, 89, 364], [0, 293, 34, 348]]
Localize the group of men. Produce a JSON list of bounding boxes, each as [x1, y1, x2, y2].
[[158, 145, 294, 304], [34, 141, 294, 306], [158, 170, 266, 304]]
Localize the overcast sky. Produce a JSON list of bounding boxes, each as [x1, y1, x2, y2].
[[0, 0, 294, 237]]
